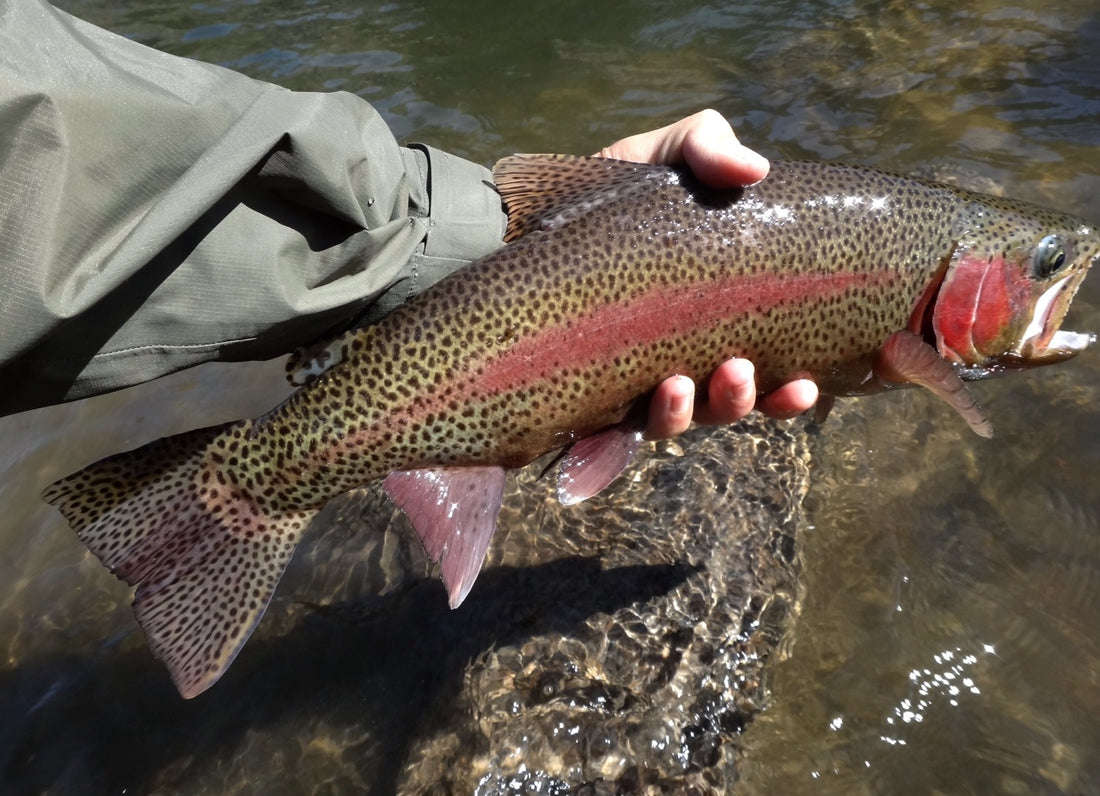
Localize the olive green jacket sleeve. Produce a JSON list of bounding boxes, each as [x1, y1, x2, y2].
[[0, 0, 507, 416]]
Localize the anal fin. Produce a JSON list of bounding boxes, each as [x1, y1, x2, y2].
[[383, 466, 507, 608]]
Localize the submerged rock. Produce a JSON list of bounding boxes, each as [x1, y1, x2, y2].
[[287, 415, 811, 794]]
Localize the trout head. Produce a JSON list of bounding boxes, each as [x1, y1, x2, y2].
[[929, 198, 1099, 374]]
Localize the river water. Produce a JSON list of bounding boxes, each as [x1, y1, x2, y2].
[[2, 1, 1098, 794]]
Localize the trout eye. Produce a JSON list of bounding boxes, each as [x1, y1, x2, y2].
[[1032, 234, 1068, 279]]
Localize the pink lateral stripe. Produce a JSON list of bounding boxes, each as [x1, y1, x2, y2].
[[474, 268, 898, 396]]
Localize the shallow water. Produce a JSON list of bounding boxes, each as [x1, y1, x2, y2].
[[3, 0, 1099, 793]]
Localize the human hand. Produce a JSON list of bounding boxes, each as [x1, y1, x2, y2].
[[597, 109, 819, 438]]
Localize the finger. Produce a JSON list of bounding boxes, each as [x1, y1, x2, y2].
[[596, 109, 769, 187], [681, 110, 770, 187], [645, 375, 695, 440], [757, 379, 819, 419], [692, 358, 757, 425]]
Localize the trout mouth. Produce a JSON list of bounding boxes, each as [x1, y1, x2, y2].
[[911, 249, 1094, 374], [1019, 276, 1095, 362]]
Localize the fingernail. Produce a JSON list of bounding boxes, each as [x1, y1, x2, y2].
[[738, 148, 770, 181]]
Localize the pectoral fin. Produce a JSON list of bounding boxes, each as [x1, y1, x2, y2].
[[813, 394, 836, 425], [875, 330, 993, 438], [383, 466, 507, 608], [556, 424, 645, 506]]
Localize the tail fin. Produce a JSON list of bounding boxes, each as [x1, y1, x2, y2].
[[42, 423, 316, 698]]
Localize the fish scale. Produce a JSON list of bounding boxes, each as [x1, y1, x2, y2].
[[43, 155, 1099, 698]]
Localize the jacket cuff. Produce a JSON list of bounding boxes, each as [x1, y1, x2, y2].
[[395, 143, 507, 300], [408, 143, 507, 260]]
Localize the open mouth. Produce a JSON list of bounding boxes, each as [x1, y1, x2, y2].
[[1021, 276, 1095, 360]]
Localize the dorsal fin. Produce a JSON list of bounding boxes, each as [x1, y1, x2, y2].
[[492, 154, 668, 242]]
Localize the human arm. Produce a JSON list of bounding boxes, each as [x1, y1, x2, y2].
[[0, 0, 505, 416]]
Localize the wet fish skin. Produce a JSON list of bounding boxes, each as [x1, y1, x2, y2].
[[276, 158, 1097, 477], [43, 156, 1099, 698]]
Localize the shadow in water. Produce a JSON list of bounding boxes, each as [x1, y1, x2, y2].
[[0, 556, 694, 795]]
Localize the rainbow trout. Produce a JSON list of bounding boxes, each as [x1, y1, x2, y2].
[[44, 156, 1098, 698]]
